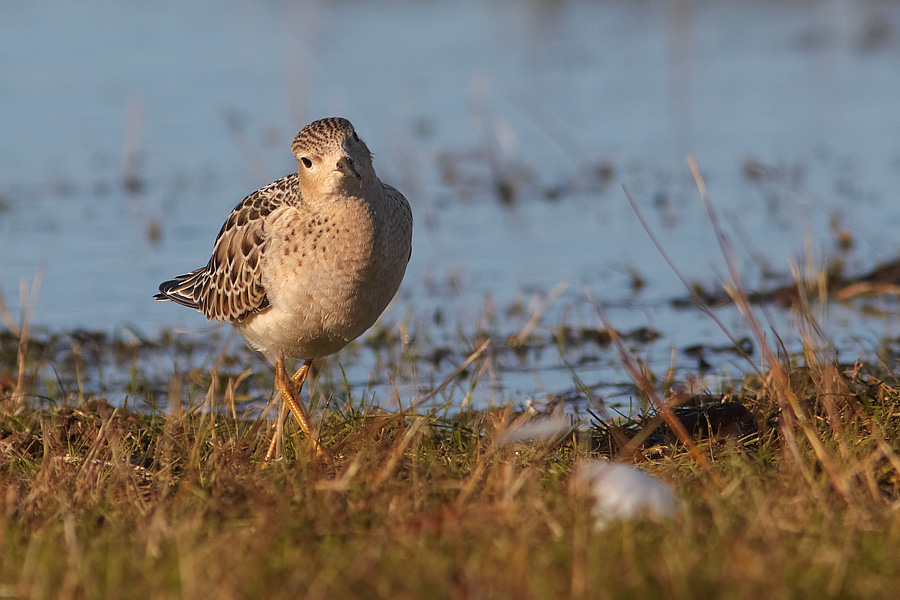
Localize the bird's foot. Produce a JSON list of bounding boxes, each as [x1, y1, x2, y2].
[[264, 359, 327, 461]]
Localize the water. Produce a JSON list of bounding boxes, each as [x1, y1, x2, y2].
[[3, 0, 900, 411]]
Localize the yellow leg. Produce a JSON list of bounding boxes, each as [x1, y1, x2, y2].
[[275, 359, 313, 434], [264, 398, 286, 461], [265, 358, 324, 460], [292, 362, 311, 386]]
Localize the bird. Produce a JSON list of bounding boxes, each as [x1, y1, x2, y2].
[[155, 117, 413, 459]]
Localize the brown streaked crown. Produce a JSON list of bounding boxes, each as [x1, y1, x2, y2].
[[291, 117, 358, 158]]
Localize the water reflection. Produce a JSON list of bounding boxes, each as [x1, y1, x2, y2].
[[2, 0, 900, 409]]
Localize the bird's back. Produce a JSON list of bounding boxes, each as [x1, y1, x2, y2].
[[154, 173, 300, 322]]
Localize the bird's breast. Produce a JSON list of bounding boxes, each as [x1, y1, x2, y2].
[[247, 193, 410, 359]]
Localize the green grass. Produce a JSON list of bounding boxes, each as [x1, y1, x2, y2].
[[3, 339, 900, 599]]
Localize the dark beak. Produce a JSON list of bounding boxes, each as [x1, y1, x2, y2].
[[336, 156, 361, 180]]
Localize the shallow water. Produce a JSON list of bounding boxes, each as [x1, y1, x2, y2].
[[3, 0, 900, 411]]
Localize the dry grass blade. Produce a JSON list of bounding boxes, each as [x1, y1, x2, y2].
[[834, 282, 900, 300], [620, 184, 756, 373], [687, 157, 852, 501], [10, 268, 42, 413], [373, 416, 426, 487], [510, 279, 569, 346], [586, 288, 723, 489], [408, 338, 491, 412]]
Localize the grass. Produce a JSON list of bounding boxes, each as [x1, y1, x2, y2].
[[3, 314, 900, 599], [3, 169, 900, 599]]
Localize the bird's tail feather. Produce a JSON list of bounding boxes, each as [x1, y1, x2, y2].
[[154, 268, 207, 311]]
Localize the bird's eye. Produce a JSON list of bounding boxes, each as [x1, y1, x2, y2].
[[301, 157, 312, 168]]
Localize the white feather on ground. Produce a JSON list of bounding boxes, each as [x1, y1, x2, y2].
[[574, 460, 679, 528]]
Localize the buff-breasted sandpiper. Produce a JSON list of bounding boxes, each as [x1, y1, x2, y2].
[[155, 117, 413, 458]]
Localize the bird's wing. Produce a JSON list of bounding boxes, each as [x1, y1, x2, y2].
[[155, 173, 299, 322]]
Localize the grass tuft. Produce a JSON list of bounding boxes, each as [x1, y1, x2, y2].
[[2, 337, 900, 599]]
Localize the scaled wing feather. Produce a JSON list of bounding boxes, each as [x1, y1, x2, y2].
[[155, 174, 299, 322]]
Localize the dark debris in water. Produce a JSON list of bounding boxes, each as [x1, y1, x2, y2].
[[0, 326, 258, 414], [672, 258, 900, 310], [511, 326, 661, 349], [683, 338, 754, 371]]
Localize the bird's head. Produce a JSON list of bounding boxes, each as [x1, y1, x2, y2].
[[291, 117, 374, 195]]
